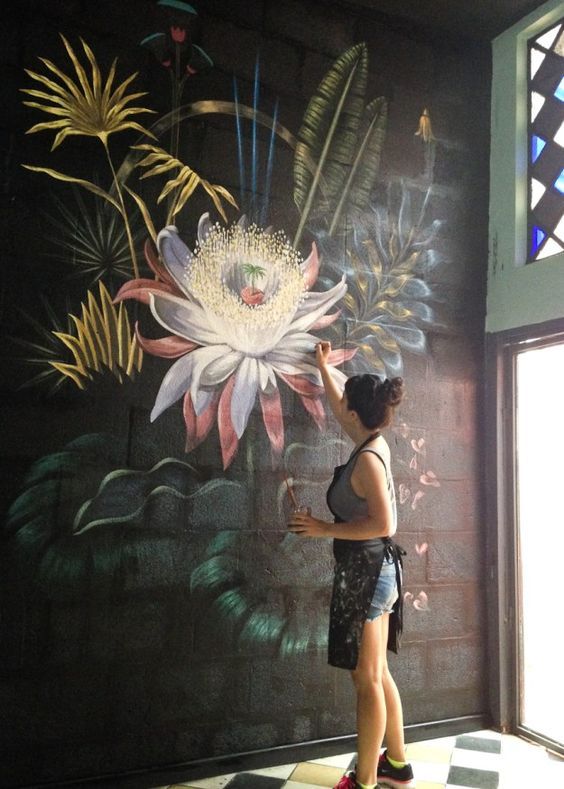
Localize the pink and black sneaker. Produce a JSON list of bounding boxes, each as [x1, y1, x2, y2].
[[333, 769, 357, 789], [377, 749, 416, 788]]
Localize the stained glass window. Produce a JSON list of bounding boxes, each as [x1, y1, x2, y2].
[[528, 19, 564, 262]]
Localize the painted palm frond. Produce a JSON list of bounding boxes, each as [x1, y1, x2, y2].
[[21, 34, 156, 149], [48, 281, 143, 389], [133, 144, 238, 224], [44, 190, 145, 286]]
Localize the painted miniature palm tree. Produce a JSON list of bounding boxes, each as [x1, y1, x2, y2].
[[241, 262, 267, 305], [21, 35, 157, 278]]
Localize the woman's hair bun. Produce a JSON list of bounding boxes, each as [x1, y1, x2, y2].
[[384, 376, 404, 406]]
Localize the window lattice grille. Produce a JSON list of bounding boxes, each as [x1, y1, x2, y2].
[[528, 19, 564, 262]]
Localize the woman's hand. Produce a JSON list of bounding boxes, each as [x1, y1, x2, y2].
[[287, 511, 330, 538], [315, 340, 332, 369]]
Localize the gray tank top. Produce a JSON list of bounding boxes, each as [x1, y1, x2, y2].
[[327, 442, 397, 530]]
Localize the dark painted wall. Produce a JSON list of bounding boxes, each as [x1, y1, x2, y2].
[[1, 0, 489, 786]]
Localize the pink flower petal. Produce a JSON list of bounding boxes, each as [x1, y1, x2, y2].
[[326, 348, 357, 366], [309, 310, 341, 331], [218, 375, 239, 470], [410, 437, 426, 454], [259, 387, 284, 463], [415, 542, 428, 555], [409, 455, 418, 470], [403, 591, 414, 603], [420, 471, 441, 487], [299, 395, 326, 431], [302, 242, 320, 289], [280, 372, 324, 397], [413, 591, 429, 611], [144, 238, 171, 283], [135, 323, 198, 358], [399, 483, 410, 504], [183, 390, 219, 453], [411, 490, 425, 510], [114, 278, 178, 305]]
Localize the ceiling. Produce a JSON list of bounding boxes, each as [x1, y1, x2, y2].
[[339, 0, 551, 41]]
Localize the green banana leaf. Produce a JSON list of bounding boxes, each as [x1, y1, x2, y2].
[[293, 43, 368, 243]]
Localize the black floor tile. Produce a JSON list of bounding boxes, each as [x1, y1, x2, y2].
[[447, 765, 499, 789], [225, 774, 286, 789], [455, 734, 502, 754]]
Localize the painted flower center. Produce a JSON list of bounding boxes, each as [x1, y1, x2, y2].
[[186, 223, 306, 328]]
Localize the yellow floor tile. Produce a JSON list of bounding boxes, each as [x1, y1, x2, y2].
[[406, 742, 453, 763], [289, 762, 345, 786]]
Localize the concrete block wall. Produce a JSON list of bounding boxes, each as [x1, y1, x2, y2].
[[0, 0, 489, 785]]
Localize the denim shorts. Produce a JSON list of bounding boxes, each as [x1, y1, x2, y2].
[[366, 557, 399, 621]]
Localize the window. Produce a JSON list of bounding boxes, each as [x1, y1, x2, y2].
[[528, 19, 564, 261]]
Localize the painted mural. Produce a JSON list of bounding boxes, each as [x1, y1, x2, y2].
[[0, 0, 460, 783]]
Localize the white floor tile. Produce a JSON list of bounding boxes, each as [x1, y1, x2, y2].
[[468, 729, 503, 741], [409, 758, 450, 784], [450, 747, 502, 771], [284, 782, 324, 789]]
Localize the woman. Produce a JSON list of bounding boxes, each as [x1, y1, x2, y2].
[[287, 341, 415, 789]]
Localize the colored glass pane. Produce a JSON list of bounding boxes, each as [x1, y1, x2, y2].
[[554, 168, 564, 192], [531, 226, 546, 256], [531, 135, 547, 162], [555, 76, 564, 101], [555, 121, 564, 147]]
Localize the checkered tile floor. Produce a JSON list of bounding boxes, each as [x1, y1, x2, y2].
[[154, 730, 564, 788]]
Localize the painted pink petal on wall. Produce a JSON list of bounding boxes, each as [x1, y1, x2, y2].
[[301, 242, 320, 289], [135, 324, 197, 358], [411, 489, 425, 509], [420, 470, 440, 487], [410, 437, 426, 454], [299, 394, 326, 431], [413, 591, 429, 611], [259, 387, 284, 462], [409, 455, 418, 470], [218, 375, 239, 470], [415, 542, 428, 555], [399, 483, 411, 504], [326, 348, 357, 366], [114, 278, 178, 305], [403, 591, 414, 603], [309, 310, 341, 331], [143, 238, 171, 283], [183, 390, 219, 453], [279, 372, 324, 397]]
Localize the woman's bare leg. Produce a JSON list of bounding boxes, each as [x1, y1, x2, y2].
[[351, 613, 390, 786], [382, 665, 407, 762]]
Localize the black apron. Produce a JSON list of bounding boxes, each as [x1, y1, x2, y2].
[[326, 435, 405, 670]]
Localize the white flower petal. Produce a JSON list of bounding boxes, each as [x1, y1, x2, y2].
[[156, 226, 193, 295], [199, 350, 244, 387], [290, 277, 347, 333], [267, 351, 322, 385], [150, 352, 195, 422], [231, 357, 259, 438], [328, 366, 347, 388], [274, 331, 319, 354], [257, 359, 276, 391], [193, 387, 215, 415], [187, 344, 234, 415], [150, 293, 224, 346], [197, 212, 213, 245]]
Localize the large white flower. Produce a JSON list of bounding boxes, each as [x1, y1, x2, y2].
[[116, 213, 354, 468]]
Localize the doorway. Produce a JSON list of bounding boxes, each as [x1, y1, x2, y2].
[[514, 340, 564, 750]]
